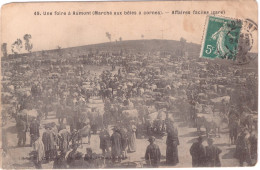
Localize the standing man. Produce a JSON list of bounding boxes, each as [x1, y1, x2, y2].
[[30, 118, 40, 146], [190, 136, 206, 167], [166, 120, 179, 166], [111, 127, 122, 163], [235, 128, 252, 166], [42, 125, 56, 162], [17, 116, 27, 147], [205, 138, 222, 167], [145, 136, 161, 167], [99, 126, 111, 156]]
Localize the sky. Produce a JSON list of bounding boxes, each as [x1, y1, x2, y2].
[[1, 0, 258, 54]]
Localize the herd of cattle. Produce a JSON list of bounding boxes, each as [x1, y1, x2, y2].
[[1, 48, 258, 148]]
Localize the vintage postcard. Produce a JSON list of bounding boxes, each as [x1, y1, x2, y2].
[[0, 0, 258, 169]]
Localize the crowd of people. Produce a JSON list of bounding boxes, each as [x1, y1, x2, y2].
[[1, 46, 258, 168]]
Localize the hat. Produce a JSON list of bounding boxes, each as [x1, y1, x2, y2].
[[45, 124, 51, 129], [148, 136, 156, 142], [198, 136, 204, 142]]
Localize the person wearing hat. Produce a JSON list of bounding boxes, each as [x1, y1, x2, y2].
[[205, 138, 222, 167], [145, 136, 161, 167], [111, 127, 122, 162], [166, 120, 179, 166], [99, 126, 111, 156], [127, 125, 137, 153], [16, 116, 27, 147], [42, 125, 56, 162], [235, 128, 252, 166], [189, 136, 206, 167], [30, 118, 40, 147]]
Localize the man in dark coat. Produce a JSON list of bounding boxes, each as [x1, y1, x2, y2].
[[99, 127, 111, 155], [190, 136, 206, 167], [205, 138, 222, 167], [30, 118, 40, 146], [166, 121, 179, 166], [235, 129, 252, 166], [17, 117, 27, 147], [145, 136, 161, 167], [42, 125, 56, 161], [111, 127, 122, 162]]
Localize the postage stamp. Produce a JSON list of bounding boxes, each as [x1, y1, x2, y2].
[[200, 16, 242, 61]]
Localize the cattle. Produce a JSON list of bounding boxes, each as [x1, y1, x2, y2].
[[72, 124, 92, 146]]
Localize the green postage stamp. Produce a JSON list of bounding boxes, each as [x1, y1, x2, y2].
[[200, 16, 242, 60]]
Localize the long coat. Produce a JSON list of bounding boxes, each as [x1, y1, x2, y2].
[[190, 142, 206, 167], [99, 130, 111, 150], [145, 144, 161, 167], [166, 126, 179, 165], [17, 119, 27, 135], [42, 129, 56, 152], [30, 120, 40, 137], [205, 145, 222, 167], [128, 130, 136, 152], [111, 131, 122, 157]]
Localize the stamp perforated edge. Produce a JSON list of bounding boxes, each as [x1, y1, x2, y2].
[[199, 15, 244, 60]]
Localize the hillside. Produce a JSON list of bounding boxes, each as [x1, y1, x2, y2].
[[3, 39, 201, 60]]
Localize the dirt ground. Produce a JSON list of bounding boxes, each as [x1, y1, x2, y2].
[[1, 96, 242, 169]]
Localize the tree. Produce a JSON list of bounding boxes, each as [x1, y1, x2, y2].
[[141, 34, 144, 39], [180, 37, 187, 43], [105, 32, 111, 42], [1, 43, 7, 57], [180, 37, 187, 57], [11, 39, 23, 54], [119, 37, 122, 41], [23, 34, 33, 52], [57, 46, 62, 56]]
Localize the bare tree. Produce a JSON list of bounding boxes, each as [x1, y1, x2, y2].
[[180, 37, 187, 43], [23, 34, 33, 52], [57, 46, 62, 56], [11, 39, 23, 54], [1, 43, 7, 57], [180, 37, 187, 57], [105, 32, 111, 42]]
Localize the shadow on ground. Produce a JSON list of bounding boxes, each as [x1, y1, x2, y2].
[[222, 148, 236, 159], [179, 131, 199, 138]]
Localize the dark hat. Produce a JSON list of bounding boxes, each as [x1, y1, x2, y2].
[[45, 124, 51, 129], [148, 136, 156, 142]]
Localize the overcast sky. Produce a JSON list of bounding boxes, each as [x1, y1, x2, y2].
[[1, 1, 258, 53]]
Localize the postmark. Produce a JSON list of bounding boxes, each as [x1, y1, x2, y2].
[[235, 19, 258, 65], [200, 16, 242, 61]]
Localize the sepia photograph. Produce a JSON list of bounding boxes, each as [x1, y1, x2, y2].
[[0, 0, 258, 169]]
